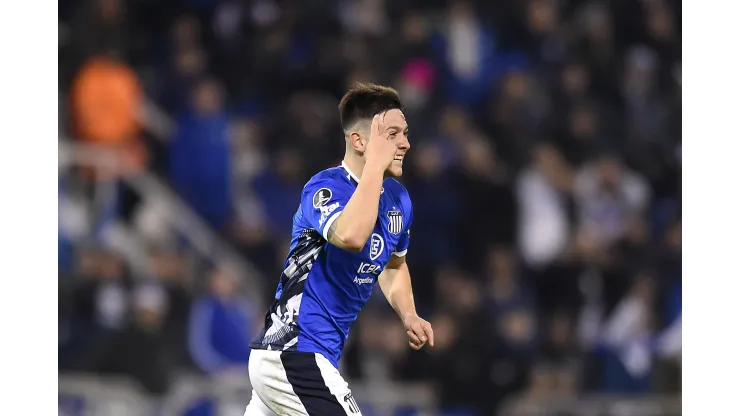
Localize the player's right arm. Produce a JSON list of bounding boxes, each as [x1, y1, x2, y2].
[[303, 171, 382, 253], [328, 113, 399, 251], [303, 113, 398, 253], [325, 165, 385, 252]]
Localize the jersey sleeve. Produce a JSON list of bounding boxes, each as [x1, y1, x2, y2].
[[301, 177, 352, 240], [392, 196, 413, 257]]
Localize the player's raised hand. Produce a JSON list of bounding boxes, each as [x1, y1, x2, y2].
[[364, 112, 399, 171], [403, 314, 434, 350]]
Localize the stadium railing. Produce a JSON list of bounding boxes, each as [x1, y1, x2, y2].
[[58, 139, 265, 310], [59, 373, 681, 416], [499, 394, 682, 416], [58, 373, 436, 416]]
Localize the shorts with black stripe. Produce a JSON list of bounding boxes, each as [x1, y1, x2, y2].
[[244, 349, 362, 416]]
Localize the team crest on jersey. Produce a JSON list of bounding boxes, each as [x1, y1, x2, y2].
[[312, 188, 332, 208], [369, 233, 384, 260], [387, 210, 403, 234]]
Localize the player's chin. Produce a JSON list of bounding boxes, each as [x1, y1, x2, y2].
[[386, 164, 403, 178]]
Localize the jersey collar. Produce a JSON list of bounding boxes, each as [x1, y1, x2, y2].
[[341, 161, 361, 186], [341, 161, 385, 194]]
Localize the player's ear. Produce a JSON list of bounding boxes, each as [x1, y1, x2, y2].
[[348, 131, 366, 153]]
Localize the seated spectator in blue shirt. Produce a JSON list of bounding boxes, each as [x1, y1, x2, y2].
[[188, 266, 256, 374]]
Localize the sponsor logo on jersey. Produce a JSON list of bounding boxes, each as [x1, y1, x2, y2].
[[387, 210, 403, 234], [318, 202, 340, 225], [369, 233, 384, 260], [353, 276, 374, 285], [357, 262, 382, 275], [312, 188, 332, 208]]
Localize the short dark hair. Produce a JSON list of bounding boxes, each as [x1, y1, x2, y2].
[[338, 82, 404, 131]]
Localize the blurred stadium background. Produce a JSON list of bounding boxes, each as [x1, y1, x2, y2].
[[58, 0, 681, 414]]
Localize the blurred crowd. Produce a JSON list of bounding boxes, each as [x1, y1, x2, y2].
[[58, 0, 681, 414]]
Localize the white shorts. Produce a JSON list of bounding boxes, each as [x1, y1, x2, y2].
[[244, 349, 362, 416]]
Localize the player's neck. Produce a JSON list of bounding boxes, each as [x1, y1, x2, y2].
[[342, 157, 365, 182], [343, 156, 390, 181]]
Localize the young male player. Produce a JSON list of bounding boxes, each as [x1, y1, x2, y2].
[[244, 83, 434, 416]]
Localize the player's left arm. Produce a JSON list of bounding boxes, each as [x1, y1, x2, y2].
[[379, 254, 433, 350], [378, 201, 433, 350]]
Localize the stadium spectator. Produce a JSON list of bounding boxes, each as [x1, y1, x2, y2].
[[598, 273, 657, 393], [430, 1, 500, 107], [405, 143, 460, 286], [159, 47, 208, 114], [70, 54, 142, 146], [148, 248, 194, 369], [251, 147, 305, 239], [70, 250, 130, 337], [82, 283, 176, 396], [168, 79, 232, 230], [188, 266, 256, 375], [70, 52, 148, 180], [67, 0, 130, 69]]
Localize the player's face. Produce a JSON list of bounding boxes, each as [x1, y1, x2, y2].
[[380, 109, 410, 178]]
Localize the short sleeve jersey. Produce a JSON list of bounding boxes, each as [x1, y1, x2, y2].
[[249, 162, 413, 367]]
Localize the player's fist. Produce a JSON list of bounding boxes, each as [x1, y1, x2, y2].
[[403, 313, 434, 350], [365, 111, 400, 171]]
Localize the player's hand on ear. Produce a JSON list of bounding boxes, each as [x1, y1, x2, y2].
[[365, 112, 399, 171], [403, 314, 434, 350]]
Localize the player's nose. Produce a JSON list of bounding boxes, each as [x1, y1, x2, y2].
[[398, 136, 410, 150]]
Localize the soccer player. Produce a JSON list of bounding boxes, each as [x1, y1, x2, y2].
[[243, 83, 434, 416]]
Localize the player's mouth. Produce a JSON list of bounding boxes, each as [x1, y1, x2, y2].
[[393, 155, 404, 164]]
